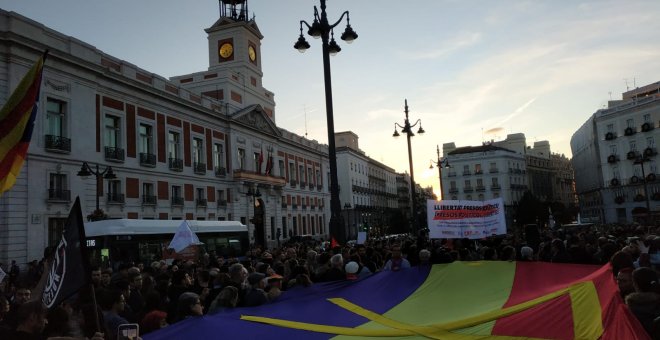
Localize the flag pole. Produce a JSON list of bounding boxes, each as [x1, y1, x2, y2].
[[89, 283, 102, 333]]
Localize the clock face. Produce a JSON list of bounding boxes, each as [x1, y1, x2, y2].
[[219, 43, 233, 59], [248, 45, 256, 62]]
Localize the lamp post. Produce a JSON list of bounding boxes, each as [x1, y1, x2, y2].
[[246, 186, 261, 246], [77, 162, 116, 219], [343, 203, 352, 239], [634, 155, 652, 224], [429, 144, 450, 200], [294, 0, 358, 244], [392, 99, 425, 235]]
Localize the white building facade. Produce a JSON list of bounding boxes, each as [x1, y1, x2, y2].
[[571, 82, 660, 223], [0, 5, 330, 266], [335, 131, 399, 239]]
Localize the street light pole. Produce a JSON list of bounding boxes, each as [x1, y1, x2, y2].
[[246, 186, 261, 246], [430, 144, 450, 201], [294, 0, 358, 244], [634, 156, 652, 223], [77, 162, 116, 218], [393, 100, 425, 235]]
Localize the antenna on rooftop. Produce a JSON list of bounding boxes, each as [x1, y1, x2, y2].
[[608, 91, 612, 100], [303, 105, 309, 138], [624, 78, 630, 91]]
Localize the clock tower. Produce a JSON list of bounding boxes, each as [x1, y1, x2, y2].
[[172, 0, 275, 120]]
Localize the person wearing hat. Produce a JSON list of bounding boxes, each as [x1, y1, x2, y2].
[[244, 272, 268, 307], [345, 261, 360, 281]]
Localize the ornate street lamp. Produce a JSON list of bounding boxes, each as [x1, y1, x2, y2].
[[430, 144, 450, 200], [77, 162, 116, 220], [246, 186, 262, 245], [633, 155, 653, 224], [393, 99, 425, 235], [294, 0, 358, 244]]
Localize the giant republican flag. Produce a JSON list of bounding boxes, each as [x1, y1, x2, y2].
[[0, 52, 47, 194], [145, 262, 649, 339]]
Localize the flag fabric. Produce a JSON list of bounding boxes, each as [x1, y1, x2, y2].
[[0, 266, 6, 284], [168, 220, 203, 253], [265, 149, 273, 175], [42, 196, 91, 309], [0, 52, 47, 194], [330, 236, 339, 249], [258, 147, 264, 174], [145, 261, 649, 340]]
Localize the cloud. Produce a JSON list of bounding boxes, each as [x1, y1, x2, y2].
[[407, 32, 482, 60]]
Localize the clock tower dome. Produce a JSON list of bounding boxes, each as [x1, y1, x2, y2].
[[172, 0, 275, 120]]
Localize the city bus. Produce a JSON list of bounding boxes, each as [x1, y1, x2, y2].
[[84, 219, 249, 266]]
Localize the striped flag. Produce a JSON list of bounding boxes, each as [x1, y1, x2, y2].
[[0, 52, 47, 194]]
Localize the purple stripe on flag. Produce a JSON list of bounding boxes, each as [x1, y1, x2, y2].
[[146, 266, 430, 339]]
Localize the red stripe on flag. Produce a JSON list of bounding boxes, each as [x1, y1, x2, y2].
[[492, 262, 600, 340], [0, 141, 29, 177], [0, 74, 42, 139]]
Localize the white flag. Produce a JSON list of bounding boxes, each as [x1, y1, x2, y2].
[[0, 266, 6, 283], [168, 220, 203, 253]]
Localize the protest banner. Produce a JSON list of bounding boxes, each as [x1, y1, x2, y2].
[[427, 197, 506, 239]]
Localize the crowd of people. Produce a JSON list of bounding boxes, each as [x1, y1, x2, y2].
[[0, 222, 659, 339]]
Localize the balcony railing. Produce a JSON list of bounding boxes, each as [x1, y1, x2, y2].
[[290, 180, 297, 187], [300, 181, 307, 188], [169, 158, 183, 171], [491, 184, 501, 190], [107, 192, 125, 203], [281, 203, 287, 209], [194, 162, 206, 174], [139, 153, 156, 167], [627, 151, 638, 160], [605, 132, 617, 140], [475, 170, 483, 175], [624, 127, 637, 136], [48, 189, 71, 201], [317, 185, 323, 191], [171, 196, 184, 206], [644, 147, 657, 158], [217, 199, 228, 207], [463, 187, 474, 193], [105, 146, 125, 162], [309, 183, 315, 190], [142, 195, 157, 205], [45, 135, 71, 153], [215, 167, 227, 177], [449, 188, 458, 193], [475, 185, 486, 192], [642, 122, 654, 132], [292, 203, 298, 209], [302, 204, 307, 210], [489, 168, 499, 173], [607, 155, 619, 163], [196, 198, 207, 207], [462, 171, 471, 176], [447, 172, 457, 177]]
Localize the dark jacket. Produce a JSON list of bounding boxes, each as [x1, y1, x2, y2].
[[626, 292, 660, 337]]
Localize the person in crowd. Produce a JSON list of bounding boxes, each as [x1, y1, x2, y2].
[[610, 250, 635, 277], [345, 261, 360, 281], [175, 292, 204, 322], [244, 272, 269, 307], [226, 263, 248, 306], [383, 244, 411, 271], [9, 260, 20, 287], [140, 310, 168, 335], [418, 249, 432, 267], [8, 300, 47, 340], [166, 270, 193, 324], [101, 289, 128, 340], [519, 246, 535, 261], [90, 267, 102, 289], [318, 254, 345, 281], [5, 285, 31, 329], [100, 268, 112, 289], [0, 295, 10, 332], [616, 267, 635, 299], [208, 286, 239, 314], [550, 239, 571, 263], [625, 267, 660, 336], [126, 271, 145, 319]]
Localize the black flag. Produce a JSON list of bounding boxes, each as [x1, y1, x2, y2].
[[42, 196, 91, 309]]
